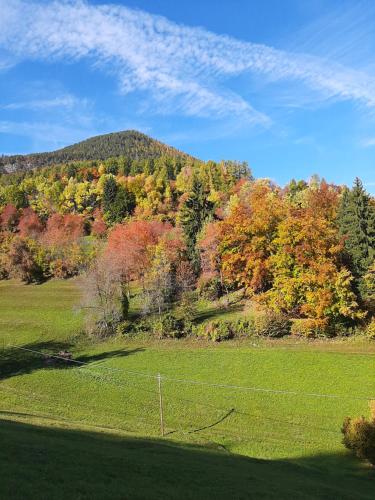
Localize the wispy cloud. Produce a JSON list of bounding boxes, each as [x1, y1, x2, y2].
[[2, 94, 87, 111], [1, 0, 375, 123], [0, 120, 98, 150], [360, 137, 375, 148]]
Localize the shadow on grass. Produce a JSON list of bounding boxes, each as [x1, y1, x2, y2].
[[0, 417, 373, 499], [0, 341, 144, 381], [194, 304, 244, 324]]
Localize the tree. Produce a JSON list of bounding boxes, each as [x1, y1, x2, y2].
[[43, 213, 84, 247], [18, 208, 43, 238], [219, 181, 285, 294], [142, 244, 175, 315], [80, 257, 126, 336], [179, 177, 214, 272], [8, 236, 46, 283], [105, 219, 171, 291], [0, 204, 19, 232], [102, 175, 118, 211], [102, 176, 136, 224], [337, 179, 375, 290], [91, 209, 107, 237], [266, 205, 363, 325]]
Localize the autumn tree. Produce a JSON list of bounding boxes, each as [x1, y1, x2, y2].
[[91, 209, 107, 237], [0, 204, 19, 232], [18, 208, 43, 238], [265, 201, 363, 326], [219, 180, 285, 294], [80, 257, 127, 336], [105, 219, 171, 291], [8, 236, 46, 283]]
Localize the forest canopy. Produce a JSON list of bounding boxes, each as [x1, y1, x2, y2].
[[0, 138, 374, 339]]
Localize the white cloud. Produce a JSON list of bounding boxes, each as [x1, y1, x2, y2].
[[0, 120, 98, 150], [1, 0, 375, 122], [361, 137, 375, 148], [3, 94, 86, 111]]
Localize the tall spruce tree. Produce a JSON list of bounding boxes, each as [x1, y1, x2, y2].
[[337, 178, 375, 292], [179, 177, 214, 273], [102, 176, 118, 214], [102, 176, 135, 224]]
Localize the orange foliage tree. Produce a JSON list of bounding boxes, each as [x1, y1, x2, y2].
[[219, 181, 285, 294]]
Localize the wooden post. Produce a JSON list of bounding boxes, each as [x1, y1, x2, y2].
[[157, 373, 165, 437]]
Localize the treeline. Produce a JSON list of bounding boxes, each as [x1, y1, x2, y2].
[[0, 130, 191, 172], [0, 154, 374, 338]]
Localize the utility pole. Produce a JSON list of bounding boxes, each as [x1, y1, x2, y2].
[[157, 373, 165, 437]]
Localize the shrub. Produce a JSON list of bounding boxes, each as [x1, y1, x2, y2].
[[195, 317, 256, 342], [197, 276, 223, 300], [290, 318, 330, 338], [254, 311, 291, 338], [365, 319, 375, 340], [196, 320, 234, 342], [342, 404, 375, 466], [151, 312, 186, 339], [231, 318, 255, 337]]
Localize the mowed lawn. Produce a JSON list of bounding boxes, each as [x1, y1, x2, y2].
[[0, 279, 374, 499]]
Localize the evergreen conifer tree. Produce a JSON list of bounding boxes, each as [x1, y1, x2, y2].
[[338, 178, 375, 293], [179, 177, 214, 272]]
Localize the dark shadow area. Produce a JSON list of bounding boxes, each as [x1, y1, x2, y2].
[[0, 341, 144, 381], [0, 417, 373, 499], [194, 304, 244, 324], [76, 348, 144, 365], [190, 408, 235, 433]]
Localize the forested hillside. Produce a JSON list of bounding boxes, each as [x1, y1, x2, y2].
[[0, 139, 374, 340], [0, 130, 192, 173]]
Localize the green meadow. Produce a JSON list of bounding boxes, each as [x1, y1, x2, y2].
[[1, 279, 374, 499]]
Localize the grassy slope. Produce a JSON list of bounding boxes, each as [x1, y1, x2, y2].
[[1, 279, 374, 498]]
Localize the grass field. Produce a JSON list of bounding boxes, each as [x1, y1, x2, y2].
[[1, 279, 374, 498]]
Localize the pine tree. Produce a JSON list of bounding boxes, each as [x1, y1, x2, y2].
[[111, 186, 136, 224], [102, 176, 135, 224], [179, 177, 214, 272], [102, 176, 118, 214], [337, 178, 375, 289]]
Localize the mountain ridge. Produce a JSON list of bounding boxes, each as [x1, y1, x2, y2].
[[0, 130, 194, 173]]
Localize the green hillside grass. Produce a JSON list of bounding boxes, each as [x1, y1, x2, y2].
[[1, 279, 374, 498]]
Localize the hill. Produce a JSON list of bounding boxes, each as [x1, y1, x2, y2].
[[0, 130, 193, 173]]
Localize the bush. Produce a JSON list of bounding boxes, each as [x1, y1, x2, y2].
[[151, 312, 186, 339], [365, 319, 375, 340], [196, 320, 234, 342], [231, 318, 255, 337], [197, 276, 223, 300], [290, 318, 330, 338], [342, 404, 375, 466], [194, 317, 255, 342], [254, 311, 291, 338]]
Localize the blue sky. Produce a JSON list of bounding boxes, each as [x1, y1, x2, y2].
[[1, 0, 375, 192]]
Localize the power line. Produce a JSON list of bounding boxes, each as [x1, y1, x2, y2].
[[6, 344, 156, 378], [161, 375, 375, 401], [5, 344, 375, 401]]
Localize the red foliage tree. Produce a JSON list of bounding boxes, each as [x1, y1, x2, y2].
[[43, 213, 85, 247], [106, 219, 172, 286], [18, 208, 43, 238], [0, 204, 19, 232], [91, 209, 107, 238]]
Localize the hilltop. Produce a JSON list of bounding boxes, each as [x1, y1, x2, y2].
[[0, 130, 193, 173]]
